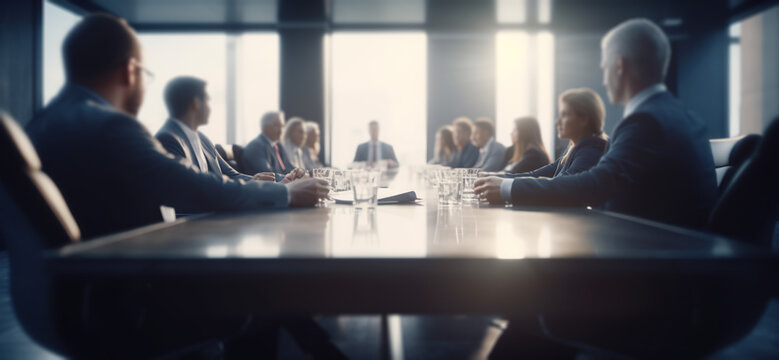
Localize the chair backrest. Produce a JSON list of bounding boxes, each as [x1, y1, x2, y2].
[[0, 111, 81, 354], [710, 135, 746, 186], [708, 117, 779, 248], [232, 144, 245, 173]]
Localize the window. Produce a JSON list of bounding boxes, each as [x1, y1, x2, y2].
[[329, 32, 427, 168], [728, 23, 741, 137], [495, 31, 556, 156], [43, 1, 81, 105]]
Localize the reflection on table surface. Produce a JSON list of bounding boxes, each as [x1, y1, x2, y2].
[[56, 168, 761, 260]]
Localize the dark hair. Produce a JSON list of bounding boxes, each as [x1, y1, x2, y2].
[[164, 76, 207, 118], [473, 117, 495, 137], [63, 13, 137, 82], [452, 117, 473, 136]]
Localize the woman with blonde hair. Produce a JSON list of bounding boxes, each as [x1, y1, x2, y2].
[[429, 125, 457, 165], [506, 88, 608, 178], [503, 116, 551, 173]]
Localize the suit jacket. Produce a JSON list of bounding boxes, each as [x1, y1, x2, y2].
[[504, 147, 549, 173], [508, 91, 717, 229], [241, 134, 295, 175], [353, 141, 398, 166], [474, 139, 507, 172], [155, 119, 252, 182], [502, 136, 607, 178], [26, 84, 289, 239], [451, 142, 479, 168]]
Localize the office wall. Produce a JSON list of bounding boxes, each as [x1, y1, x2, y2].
[[0, 0, 41, 126], [427, 34, 496, 160]]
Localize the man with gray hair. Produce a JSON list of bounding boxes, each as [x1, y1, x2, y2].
[[479, 18, 720, 358], [242, 111, 299, 177]]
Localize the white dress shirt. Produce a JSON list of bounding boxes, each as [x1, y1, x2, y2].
[[499, 83, 668, 202], [172, 118, 208, 173], [476, 137, 495, 168], [283, 139, 305, 169]]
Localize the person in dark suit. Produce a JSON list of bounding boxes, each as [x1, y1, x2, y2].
[[241, 111, 298, 177], [24, 14, 339, 359], [500, 88, 608, 179], [477, 18, 719, 359], [471, 117, 507, 171], [502, 116, 551, 173], [155, 76, 275, 182], [353, 120, 399, 167], [450, 117, 480, 168]]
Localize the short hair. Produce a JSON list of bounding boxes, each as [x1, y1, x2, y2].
[[473, 117, 495, 137], [452, 117, 473, 136], [369, 120, 379, 127], [164, 76, 206, 118], [601, 18, 671, 85], [63, 13, 138, 82], [260, 111, 284, 129], [283, 117, 306, 142]]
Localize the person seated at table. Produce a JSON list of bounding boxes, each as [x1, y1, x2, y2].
[[304, 120, 324, 169], [428, 125, 456, 165], [450, 117, 480, 168], [155, 76, 278, 183], [500, 88, 608, 179], [502, 116, 551, 173], [477, 18, 719, 359], [471, 117, 507, 171], [242, 111, 298, 176], [25, 13, 340, 360], [353, 120, 399, 168], [281, 116, 308, 170]]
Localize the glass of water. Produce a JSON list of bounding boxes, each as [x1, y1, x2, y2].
[[332, 169, 351, 192], [461, 168, 481, 203], [312, 168, 334, 206], [437, 169, 463, 207], [351, 170, 380, 210]]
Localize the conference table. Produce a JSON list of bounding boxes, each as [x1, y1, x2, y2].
[[46, 169, 776, 358]]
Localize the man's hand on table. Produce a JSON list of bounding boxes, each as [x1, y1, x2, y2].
[[287, 178, 330, 207], [474, 177, 506, 204], [281, 168, 307, 184]]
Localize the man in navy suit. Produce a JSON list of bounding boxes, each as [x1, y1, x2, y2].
[[475, 19, 716, 230], [241, 111, 298, 176], [450, 117, 480, 168], [353, 120, 399, 167], [155, 76, 276, 182], [471, 117, 507, 171], [478, 18, 720, 359]]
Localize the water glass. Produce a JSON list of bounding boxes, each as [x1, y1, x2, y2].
[[333, 169, 351, 192], [312, 168, 334, 205], [351, 170, 380, 210], [437, 169, 463, 206], [461, 168, 481, 202]]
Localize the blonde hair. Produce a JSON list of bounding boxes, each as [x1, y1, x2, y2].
[[558, 88, 608, 164], [282, 116, 306, 143], [509, 116, 550, 165]]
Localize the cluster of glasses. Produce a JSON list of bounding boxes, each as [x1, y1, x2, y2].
[[312, 168, 380, 209], [429, 167, 481, 207]]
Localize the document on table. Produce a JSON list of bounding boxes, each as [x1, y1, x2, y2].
[[332, 188, 420, 205]]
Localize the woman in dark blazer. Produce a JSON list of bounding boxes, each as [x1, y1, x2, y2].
[[504, 88, 609, 179], [503, 116, 551, 173]]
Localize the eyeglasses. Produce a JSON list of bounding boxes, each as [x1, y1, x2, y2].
[[131, 58, 155, 84]]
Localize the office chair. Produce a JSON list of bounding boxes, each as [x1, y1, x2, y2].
[[709, 117, 779, 248], [710, 134, 762, 190], [232, 144, 245, 173], [0, 111, 79, 355]]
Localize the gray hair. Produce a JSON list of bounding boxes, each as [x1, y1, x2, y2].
[[601, 18, 671, 85], [304, 121, 319, 132], [260, 111, 284, 130], [282, 116, 306, 142]]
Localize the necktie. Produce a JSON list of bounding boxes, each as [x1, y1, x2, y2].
[[274, 143, 286, 171], [371, 142, 378, 162]]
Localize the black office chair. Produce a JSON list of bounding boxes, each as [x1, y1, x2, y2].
[[709, 117, 779, 248], [710, 134, 762, 192], [0, 111, 80, 356], [233, 144, 245, 173], [216, 143, 240, 171]]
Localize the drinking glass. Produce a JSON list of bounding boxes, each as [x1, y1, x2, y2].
[[351, 170, 380, 210], [461, 168, 481, 202], [312, 168, 334, 205], [333, 169, 351, 192], [437, 169, 463, 207]]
